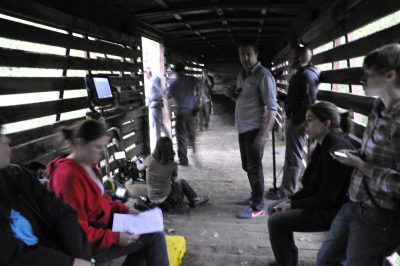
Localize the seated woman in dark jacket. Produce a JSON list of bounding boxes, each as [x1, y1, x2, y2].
[[0, 125, 92, 266], [267, 101, 355, 266]]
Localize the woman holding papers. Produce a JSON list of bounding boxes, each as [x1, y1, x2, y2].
[[138, 137, 208, 211], [0, 122, 93, 266], [48, 120, 169, 266]]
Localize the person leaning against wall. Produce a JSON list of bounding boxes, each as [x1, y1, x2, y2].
[[144, 67, 169, 140], [0, 122, 93, 266], [224, 38, 278, 219], [266, 45, 320, 200], [317, 43, 400, 266]]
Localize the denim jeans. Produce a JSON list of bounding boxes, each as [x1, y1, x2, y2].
[[176, 112, 196, 164], [198, 101, 211, 129], [278, 118, 306, 197], [175, 179, 198, 203], [94, 232, 169, 266], [317, 201, 400, 266], [267, 199, 333, 266], [238, 128, 264, 211], [149, 106, 168, 140]]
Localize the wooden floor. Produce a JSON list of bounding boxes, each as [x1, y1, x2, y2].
[[163, 101, 325, 266]]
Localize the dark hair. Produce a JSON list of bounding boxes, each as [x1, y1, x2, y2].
[[173, 62, 185, 73], [364, 43, 400, 86], [59, 119, 107, 150], [152, 137, 175, 165], [238, 38, 258, 54], [310, 101, 350, 134], [294, 46, 312, 64]]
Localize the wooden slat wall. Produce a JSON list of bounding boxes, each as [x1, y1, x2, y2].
[[272, 0, 400, 141], [0, 0, 150, 174]]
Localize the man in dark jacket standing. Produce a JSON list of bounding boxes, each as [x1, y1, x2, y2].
[[167, 62, 199, 166], [267, 46, 320, 199]]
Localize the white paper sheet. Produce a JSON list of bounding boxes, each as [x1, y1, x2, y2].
[[112, 208, 164, 235]]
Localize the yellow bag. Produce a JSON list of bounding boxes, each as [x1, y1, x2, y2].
[[166, 235, 186, 266]]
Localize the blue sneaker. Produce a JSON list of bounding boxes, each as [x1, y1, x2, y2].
[[237, 207, 265, 219]]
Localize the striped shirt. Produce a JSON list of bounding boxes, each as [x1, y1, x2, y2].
[[349, 99, 400, 211]]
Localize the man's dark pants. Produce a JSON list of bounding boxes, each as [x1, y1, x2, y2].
[[176, 112, 195, 164], [238, 128, 264, 211]]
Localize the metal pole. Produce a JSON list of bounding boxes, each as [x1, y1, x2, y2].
[[272, 128, 277, 190]]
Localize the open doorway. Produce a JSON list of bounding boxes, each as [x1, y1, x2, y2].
[[141, 36, 169, 150]]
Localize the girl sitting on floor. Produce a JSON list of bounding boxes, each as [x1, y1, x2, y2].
[[138, 137, 208, 212]]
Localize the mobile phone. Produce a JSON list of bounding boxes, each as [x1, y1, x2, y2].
[[333, 151, 347, 158]]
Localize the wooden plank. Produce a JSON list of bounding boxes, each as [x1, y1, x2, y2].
[[0, 77, 85, 95], [306, 0, 400, 50], [120, 118, 145, 135], [0, 17, 137, 58], [108, 76, 141, 87], [119, 91, 143, 103], [104, 104, 147, 125], [126, 143, 145, 159], [0, 97, 88, 124], [0, 47, 138, 71], [320, 68, 363, 85], [121, 132, 144, 150], [0, 76, 141, 95], [8, 117, 83, 146], [352, 121, 366, 141], [276, 83, 288, 90], [0, 0, 136, 45], [272, 0, 400, 62], [11, 134, 56, 164], [317, 90, 374, 116], [312, 24, 400, 65]]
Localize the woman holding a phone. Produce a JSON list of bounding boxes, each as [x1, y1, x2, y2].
[[267, 101, 355, 266], [317, 43, 400, 266]]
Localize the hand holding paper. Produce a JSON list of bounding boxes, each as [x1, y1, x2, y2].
[[112, 208, 164, 235]]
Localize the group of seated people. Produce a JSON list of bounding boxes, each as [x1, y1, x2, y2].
[[0, 111, 209, 265], [267, 43, 400, 266], [0, 119, 170, 265], [1, 42, 399, 266]]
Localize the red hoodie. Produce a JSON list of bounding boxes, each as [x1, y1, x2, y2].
[[48, 157, 129, 252]]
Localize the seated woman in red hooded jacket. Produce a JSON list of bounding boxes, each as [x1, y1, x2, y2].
[[48, 120, 169, 266]]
